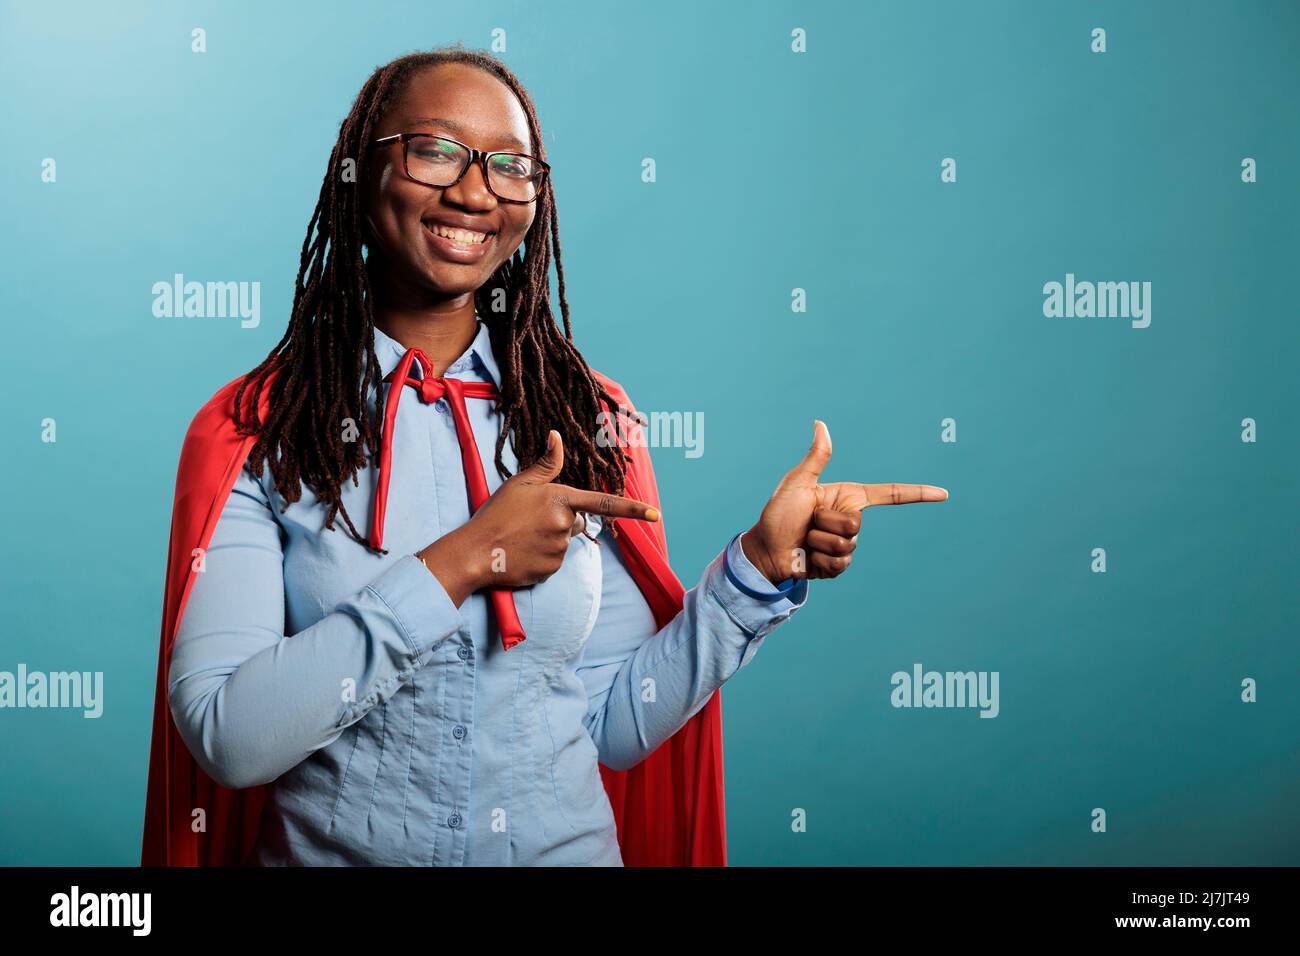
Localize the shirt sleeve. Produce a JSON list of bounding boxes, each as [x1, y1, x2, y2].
[[166, 464, 465, 790], [576, 524, 809, 771]]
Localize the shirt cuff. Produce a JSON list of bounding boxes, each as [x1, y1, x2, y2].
[[725, 532, 805, 600], [710, 532, 809, 640], [364, 553, 465, 659]]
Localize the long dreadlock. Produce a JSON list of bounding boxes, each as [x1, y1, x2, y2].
[[233, 47, 630, 551]]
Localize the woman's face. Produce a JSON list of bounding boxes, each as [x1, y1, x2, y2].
[[364, 62, 537, 300]]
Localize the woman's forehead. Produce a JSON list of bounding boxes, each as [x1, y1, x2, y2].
[[389, 63, 533, 153]]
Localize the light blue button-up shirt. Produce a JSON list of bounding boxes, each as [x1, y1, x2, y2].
[[167, 319, 808, 866]]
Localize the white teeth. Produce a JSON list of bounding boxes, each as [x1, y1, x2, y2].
[[428, 223, 487, 244]]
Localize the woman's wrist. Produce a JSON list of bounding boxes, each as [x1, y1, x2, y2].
[[416, 528, 486, 607], [740, 525, 786, 585]]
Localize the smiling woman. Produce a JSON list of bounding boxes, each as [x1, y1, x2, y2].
[[141, 45, 946, 868], [238, 51, 614, 536]]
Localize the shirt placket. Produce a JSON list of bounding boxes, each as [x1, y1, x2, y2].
[[427, 359, 476, 866]]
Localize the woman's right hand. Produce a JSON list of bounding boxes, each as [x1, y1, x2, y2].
[[416, 430, 660, 606]]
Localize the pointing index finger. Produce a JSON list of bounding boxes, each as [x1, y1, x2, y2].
[[557, 486, 661, 522], [860, 483, 949, 507]]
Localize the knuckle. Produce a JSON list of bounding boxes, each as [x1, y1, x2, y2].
[[814, 552, 849, 574]]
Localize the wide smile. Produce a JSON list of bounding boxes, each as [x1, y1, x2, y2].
[[422, 220, 497, 263]]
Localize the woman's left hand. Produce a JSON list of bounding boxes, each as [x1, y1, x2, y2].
[[740, 420, 949, 583]]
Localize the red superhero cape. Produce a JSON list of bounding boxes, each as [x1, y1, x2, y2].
[[141, 365, 727, 866]]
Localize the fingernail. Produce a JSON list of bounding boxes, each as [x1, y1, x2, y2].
[[645, 507, 660, 522]]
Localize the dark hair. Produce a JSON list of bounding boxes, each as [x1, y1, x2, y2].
[[233, 46, 629, 549]]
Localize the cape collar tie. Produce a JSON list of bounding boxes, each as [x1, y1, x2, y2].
[[369, 345, 527, 651]]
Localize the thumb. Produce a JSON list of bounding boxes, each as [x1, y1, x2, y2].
[[783, 419, 832, 485], [521, 429, 564, 483]]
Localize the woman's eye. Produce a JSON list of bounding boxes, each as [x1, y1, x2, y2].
[[413, 141, 462, 162], [491, 156, 531, 178]]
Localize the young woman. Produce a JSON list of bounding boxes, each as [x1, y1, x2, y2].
[[144, 47, 947, 867]]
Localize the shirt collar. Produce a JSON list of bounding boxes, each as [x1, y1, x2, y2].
[[371, 316, 502, 389]]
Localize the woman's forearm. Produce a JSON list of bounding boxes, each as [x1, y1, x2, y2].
[[168, 553, 463, 789], [167, 466, 467, 790], [582, 535, 807, 771]]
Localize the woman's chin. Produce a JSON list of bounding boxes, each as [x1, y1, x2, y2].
[[420, 263, 490, 298]]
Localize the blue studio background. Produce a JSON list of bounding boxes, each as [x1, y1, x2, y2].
[[1, 0, 1297, 866]]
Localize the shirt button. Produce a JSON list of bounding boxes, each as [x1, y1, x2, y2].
[[452, 724, 467, 740], [447, 812, 462, 829], [457, 645, 471, 661]]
